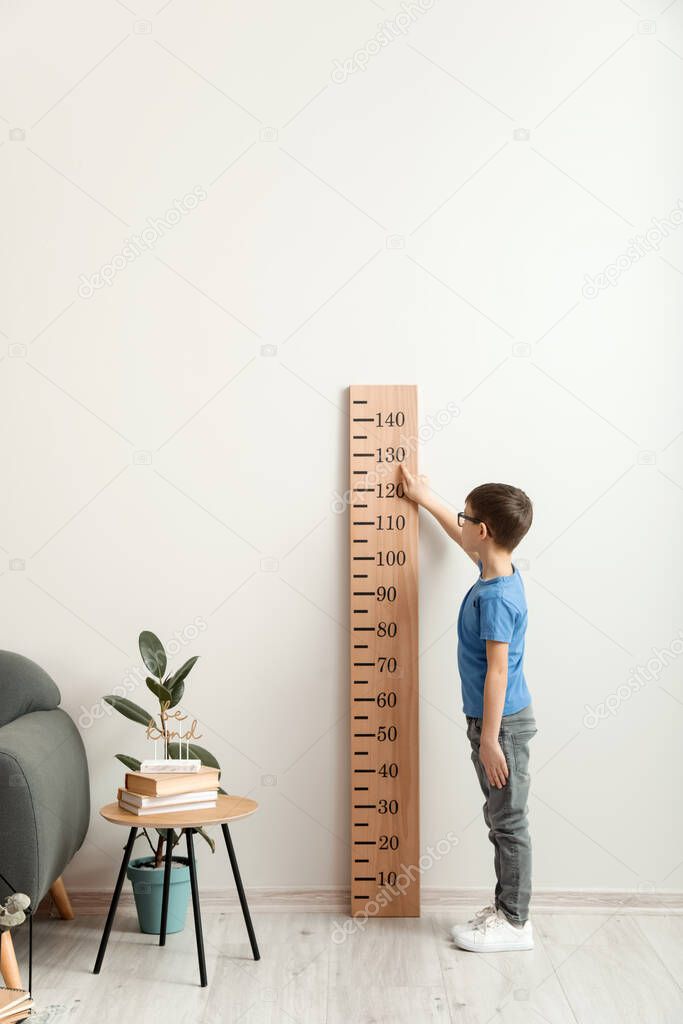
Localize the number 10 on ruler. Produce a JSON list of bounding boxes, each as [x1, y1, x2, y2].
[[349, 385, 420, 918]]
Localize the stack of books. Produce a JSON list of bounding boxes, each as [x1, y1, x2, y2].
[[117, 766, 220, 815], [0, 987, 32, 1022]]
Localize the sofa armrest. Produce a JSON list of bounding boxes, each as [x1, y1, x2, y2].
[[0, 709, 90, 906]]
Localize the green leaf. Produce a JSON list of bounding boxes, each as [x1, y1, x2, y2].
[[155, 827, 175, 841], [166, 656, 199, 694], [167, 678, 184, 708], [115, 753, 142, 772], [196, 826, 216, 854], [105, 696, 154, 727], [139, 630, 167, 679], [146, 677, 173, 705], [166, 741, 220, 773]]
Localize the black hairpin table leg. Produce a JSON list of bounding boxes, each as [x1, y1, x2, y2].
[[159, 829, 175, 947], [221, 822, 260, 960], [94, 827, 137, 974], [28, 911, 33, 995], [186, 829, 207, 987]]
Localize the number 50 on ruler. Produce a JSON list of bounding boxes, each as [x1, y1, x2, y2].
[[349, 385, 419, 918]]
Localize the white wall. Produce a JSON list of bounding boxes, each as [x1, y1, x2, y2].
[[2, 0, 682, 899]]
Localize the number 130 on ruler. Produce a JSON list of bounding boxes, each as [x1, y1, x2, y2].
[[348, 385, 419, 918]]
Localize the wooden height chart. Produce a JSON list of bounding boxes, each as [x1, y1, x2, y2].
[[348, 385, 419, 918]]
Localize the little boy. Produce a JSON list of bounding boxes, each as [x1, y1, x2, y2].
[[399, 467, 537, 952]]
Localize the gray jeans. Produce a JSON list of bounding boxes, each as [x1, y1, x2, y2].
[[465, 703, 538, 925]]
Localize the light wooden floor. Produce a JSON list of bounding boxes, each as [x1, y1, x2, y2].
[[11, 906, 683, 1024]]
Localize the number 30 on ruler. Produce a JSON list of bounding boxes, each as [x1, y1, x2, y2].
[[349, 385, 420, 918]]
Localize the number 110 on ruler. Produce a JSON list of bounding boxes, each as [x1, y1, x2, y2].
[[349, 385, 420, 918]]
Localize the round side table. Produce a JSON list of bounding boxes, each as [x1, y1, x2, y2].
[[93, 794, 259, 987]]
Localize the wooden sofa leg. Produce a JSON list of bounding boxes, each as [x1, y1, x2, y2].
[[49, 876, 75, 920], [0, 931, 23, 989]]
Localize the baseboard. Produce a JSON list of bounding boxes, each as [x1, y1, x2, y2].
[[56, 886, 683, 917]]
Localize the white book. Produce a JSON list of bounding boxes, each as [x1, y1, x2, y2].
[[119, 787, 217, 807], [119, 799, 217, 816]]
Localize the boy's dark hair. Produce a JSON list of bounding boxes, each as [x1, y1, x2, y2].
[[465, 483, 533, 552]]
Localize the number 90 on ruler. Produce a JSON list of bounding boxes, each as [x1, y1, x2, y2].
[[348, 385, 419, 918]]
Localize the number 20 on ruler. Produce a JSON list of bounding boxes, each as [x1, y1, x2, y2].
[[349, 385, 420, 918]]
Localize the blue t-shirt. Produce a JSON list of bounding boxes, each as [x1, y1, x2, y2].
[[457, 559, 531, 717]]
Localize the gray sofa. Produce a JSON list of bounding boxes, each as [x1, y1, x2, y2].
[[0, 651, 90, 909]]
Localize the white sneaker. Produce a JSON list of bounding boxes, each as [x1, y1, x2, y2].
[[450, 902, 497, 938], [451, 909, 534, 952]]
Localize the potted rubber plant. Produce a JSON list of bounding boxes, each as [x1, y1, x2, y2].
[[103, 630, 222, 935]]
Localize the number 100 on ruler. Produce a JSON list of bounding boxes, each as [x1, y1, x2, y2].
[[349, 385, 419, 918]]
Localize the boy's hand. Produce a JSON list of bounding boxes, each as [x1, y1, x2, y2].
[[479, 737, 509, 789], [398, 464, 431, 506]]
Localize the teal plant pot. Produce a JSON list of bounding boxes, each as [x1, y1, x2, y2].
[[126, 856, 191, 935]]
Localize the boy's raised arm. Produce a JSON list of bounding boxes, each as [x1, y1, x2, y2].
[[399, 465, 480, 566]]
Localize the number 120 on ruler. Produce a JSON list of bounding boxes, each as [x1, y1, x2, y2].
[[349, 384, 419, 918]]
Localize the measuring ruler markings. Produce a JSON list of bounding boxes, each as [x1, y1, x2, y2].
[[349, 384, 420, 918]]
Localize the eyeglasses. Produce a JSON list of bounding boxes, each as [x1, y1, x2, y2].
[[457, 512, 483, 528]]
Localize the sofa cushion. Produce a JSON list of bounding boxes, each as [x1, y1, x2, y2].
[[0, 651, 61, 728]]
